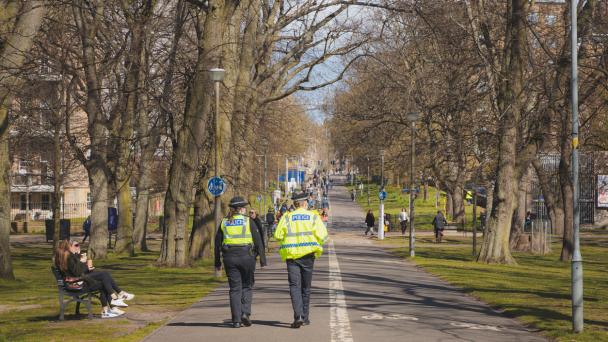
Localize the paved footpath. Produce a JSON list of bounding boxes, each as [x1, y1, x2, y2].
[[144, 177, 545, 342]]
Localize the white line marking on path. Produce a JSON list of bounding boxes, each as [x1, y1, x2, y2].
[[362, 313, 419, 321], [328, 240, 354, 342], [450, 322, 501, 331]]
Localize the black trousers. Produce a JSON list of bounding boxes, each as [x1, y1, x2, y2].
[[86, 271, 121, 307], [286, 253, 315, 320], [223, 246, 256, 323], [400, 221, 408, 234]]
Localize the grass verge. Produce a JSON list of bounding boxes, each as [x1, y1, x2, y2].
[[385, 234, 608, 341], [0, 238, 222, 342]]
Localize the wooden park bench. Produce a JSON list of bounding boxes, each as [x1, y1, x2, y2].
[[51, 266, 99, 320]]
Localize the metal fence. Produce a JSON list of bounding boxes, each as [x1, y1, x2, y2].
[[531, 153, 595, 226], [10, 201, 90, 221]]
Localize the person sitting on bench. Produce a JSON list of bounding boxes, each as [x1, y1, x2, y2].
[[54, 240, 134, 318]]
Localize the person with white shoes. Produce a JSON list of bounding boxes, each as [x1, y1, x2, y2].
[[55, 240, 135, 318]]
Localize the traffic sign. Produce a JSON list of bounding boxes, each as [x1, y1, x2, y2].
[[378, 190, 387, 201], [207, 176, 226, 196]]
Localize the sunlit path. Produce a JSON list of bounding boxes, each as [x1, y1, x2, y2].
[[144, 176, 545, 342]]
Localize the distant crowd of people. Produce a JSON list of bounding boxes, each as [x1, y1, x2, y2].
[[364, 207, 449, 243]]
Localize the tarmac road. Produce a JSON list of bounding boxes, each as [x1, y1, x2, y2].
[[144, 176, 545, 342]]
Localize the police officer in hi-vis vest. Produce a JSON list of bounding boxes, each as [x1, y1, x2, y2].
[[215, 196, 267, 328], [274, 192, 329, 328]]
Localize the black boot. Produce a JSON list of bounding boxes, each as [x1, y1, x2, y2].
[[291, 316, 305, 329], [241, 314, 252, 327], [303, 318, 311, 326]]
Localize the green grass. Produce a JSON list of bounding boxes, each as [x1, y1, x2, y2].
[[0, 239, 222, 342], [349, 183, 481, 231], [384, 234, 608, 341]]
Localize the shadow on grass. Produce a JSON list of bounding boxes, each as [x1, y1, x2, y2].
[[502, 305, 608, 328], [28, 313, 95, 322]]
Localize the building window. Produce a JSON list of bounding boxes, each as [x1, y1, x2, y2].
[[87, 192, 92, 210], [20, 194, 32, 210], [41, 194, 50, 210], [18, 159, 31, 175], [545, 14, 557, 26]]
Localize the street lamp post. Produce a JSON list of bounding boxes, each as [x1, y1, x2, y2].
[[285, 156, 289, 198], [209, 68, 225, 238], [570, 0, 583, 333], [407, 112, 419, 258], [366, 156, 370, 207], [472, 188, 477, 256], [378, 150, 385, 240], [256, 153, 268, 214]]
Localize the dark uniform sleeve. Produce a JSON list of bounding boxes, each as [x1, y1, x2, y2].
[[214, 225, 223, 269], [250, 219, 267, 267]]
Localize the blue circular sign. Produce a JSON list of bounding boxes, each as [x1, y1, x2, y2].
[[207, 176, 227, 196], [378, 190, 387, 201]]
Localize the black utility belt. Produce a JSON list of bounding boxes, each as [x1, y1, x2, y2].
[[222, 244, 253, 249]]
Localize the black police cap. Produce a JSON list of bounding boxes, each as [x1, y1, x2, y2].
[[291, 192, 308, 202], [229, 196, 249, 208]]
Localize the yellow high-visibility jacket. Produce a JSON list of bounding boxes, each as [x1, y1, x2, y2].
[[274, 207, 328, 261], [221, 214, 253, 245]]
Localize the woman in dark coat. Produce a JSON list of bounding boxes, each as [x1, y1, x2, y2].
[[364, 210, 375, 236], [432, 211, 448, 243], [54, 240, 134, 318]]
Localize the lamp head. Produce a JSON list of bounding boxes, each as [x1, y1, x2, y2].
[[406, 112, 420, 123], [209, 68, 225, 82]]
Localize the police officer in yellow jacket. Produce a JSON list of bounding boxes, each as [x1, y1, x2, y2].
[[274, 192, 328, 328], [215, 196, 267, 328]]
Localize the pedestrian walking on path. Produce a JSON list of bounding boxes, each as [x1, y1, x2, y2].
[[432, 210, 447, 243], [398, 208, 409, 235], [364, 209, 375, 236], [214, 196, 267, 328], [274, 192, 329, 329]]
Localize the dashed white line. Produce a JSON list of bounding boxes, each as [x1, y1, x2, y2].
[[328, 240, 354, 342]]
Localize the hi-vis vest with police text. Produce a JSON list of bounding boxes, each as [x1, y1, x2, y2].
[[273, 208, 328, 261], [221, 214, 253, 245]]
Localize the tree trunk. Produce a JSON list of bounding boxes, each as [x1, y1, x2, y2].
[[509, 184, 527, 251], [134, 1, 185, 252], [88, 167, 109, 259], [52, 118, 62, 248], [532, 158, 564, 235], [0, 106, 15, 280], [115, 180, 134, 255], [452, 184, 465, 227], [133, 187, 150, 251], [445, 191, 453, 219], [559, 156, 574, 261], [159, 1, 225, 267], [189, 179, 216, 260], [477, 0, 528, 264], [0, 1, 46, 279], [114, 3, 153, 256], [72, 0, 109, 259], [423, 180, 428, 202]]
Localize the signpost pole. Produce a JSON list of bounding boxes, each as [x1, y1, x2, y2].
[[378, 151, 385, 240], [210, 69, 225, 248], [570, 0, 583, 333]]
